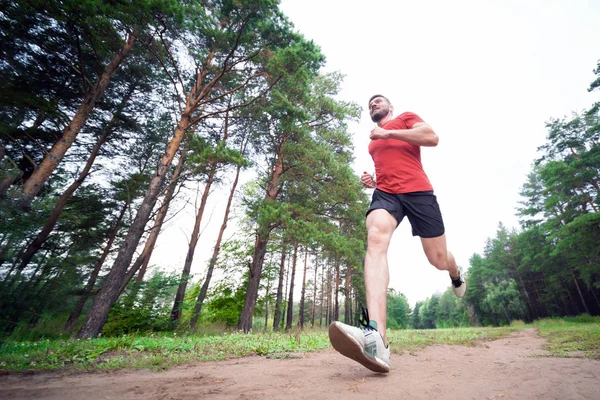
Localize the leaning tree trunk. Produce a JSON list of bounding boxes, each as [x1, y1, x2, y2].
[[172, 99, 238, 323], [16, 87, 131, 271], [170, 166, 216, 322], [76, 105, 194, 338], [190, 152, 244, 328], [20, 31, 137, 209], [285, 243, 298, 330], [64, 203, 127, 332], [118, 149, 188, 297]]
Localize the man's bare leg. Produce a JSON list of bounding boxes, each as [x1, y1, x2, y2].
[[420, 233, 460, 277], [365, 209, 396, 342]]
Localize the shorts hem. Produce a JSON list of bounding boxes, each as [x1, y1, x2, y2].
[[415, 230, 445, 238]]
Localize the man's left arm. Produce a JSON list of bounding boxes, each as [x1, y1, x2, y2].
[[370, 122, 439, 147]]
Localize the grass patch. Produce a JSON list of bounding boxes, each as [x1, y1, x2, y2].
[[0, 330, 330, 372], [387, 325, 523, 353], [534, 315, 600, 360], [3, 317, 598, 372]]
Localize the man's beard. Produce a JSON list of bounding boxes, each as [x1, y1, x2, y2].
[[370, 108, 388, 123]]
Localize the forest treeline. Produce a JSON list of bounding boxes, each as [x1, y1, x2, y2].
[[0, 1, 598, 339], [412, 61, 600, 329]]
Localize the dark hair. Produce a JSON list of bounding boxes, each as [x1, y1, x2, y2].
[[368, 94, 391, 106]]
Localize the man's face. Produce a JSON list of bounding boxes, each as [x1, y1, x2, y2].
[[369, 97, 392, 123]]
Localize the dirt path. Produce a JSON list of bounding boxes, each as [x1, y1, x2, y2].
[[1, 329, 599, 399]]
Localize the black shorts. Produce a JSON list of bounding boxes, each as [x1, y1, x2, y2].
[[366, 189, 445, 238]]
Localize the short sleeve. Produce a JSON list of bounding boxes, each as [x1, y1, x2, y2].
[[399, 112, 424, 129]]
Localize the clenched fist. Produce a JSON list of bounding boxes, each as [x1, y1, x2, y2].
[[361, 171, 376, 189]]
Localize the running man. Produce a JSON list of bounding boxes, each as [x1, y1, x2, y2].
[[328, 94, 466, 373]]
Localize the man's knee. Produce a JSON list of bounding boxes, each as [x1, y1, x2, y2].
[[367, 225, 392, 251]]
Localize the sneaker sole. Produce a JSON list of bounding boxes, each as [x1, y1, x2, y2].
[[328, 322, 390, 373], [453, 282, 466, 298]]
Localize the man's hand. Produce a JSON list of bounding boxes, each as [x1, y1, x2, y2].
[[370, 127, 390, 140], [361, 171, 376, 189]]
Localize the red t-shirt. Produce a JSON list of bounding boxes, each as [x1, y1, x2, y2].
[[368, 112, 433, 194]]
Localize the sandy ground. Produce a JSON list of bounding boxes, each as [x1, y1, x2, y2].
[[1, 328, 599, 400]]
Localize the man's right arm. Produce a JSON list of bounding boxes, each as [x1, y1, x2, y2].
[[361, 171, 376, 189]]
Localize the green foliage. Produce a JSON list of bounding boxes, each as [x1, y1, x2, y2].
[[435, 289, 469, 328], [552, 213, 600, 288], [203, 284, 247, 328], [103, 271, 180, 336], [0, 184, 120, 334], [469, 69, 600, 326], [386, 289, 410, 330]]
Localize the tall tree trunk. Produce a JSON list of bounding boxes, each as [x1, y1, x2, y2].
[[76, 103, 194, 338], [281, 253, 291, 330], [238, 233, 270, 332], [238, 147, 285, 332], [589, 286, 600, 313], [170, 166, 216, 322], [285, 243, 298, 330], [334, 261, 340, 321], [565, 280, 581, 315], [311, 251, 318, 328], [64, 203, 127, 332], [119, 149, 188, 296], [529, 273, 546, 318], [190, 147, 244, 328], [299, 247, 308, 329], [272, 239, 287, 332], [517, 275, 536, 321], [506, 244, 536, 321], [173, 101, 237, 323], [264, 276, 271, 330], [16, 87, 131, 271], [571, 269, 590, 314], [20, 31, 137, 209], [326, 265, 331, 326], [319, 259, 325, 327], [344, 266, 352, 323]]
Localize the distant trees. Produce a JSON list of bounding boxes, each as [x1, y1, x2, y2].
[[412, 59, 600, 328], [457, 60, 600, 326]]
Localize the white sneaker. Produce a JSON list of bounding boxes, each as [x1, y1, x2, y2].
[[328, 308, 390, 373], [451, 272, 466, 298]]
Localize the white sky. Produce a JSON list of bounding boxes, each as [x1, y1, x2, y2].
[[152, 0, 600, 308]]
